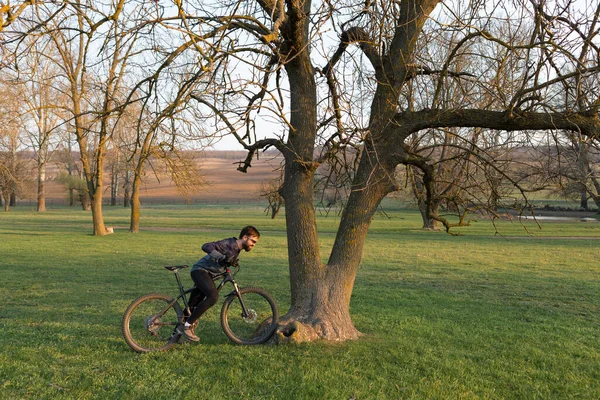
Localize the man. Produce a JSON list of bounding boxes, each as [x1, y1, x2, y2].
[[176, 226, 260, 342]]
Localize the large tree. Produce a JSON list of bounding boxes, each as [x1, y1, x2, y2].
[[177, 0, 600, 341]]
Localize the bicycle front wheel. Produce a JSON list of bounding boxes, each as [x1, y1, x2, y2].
[[220, 287, 278, 345], [122, 293, 183, 353]]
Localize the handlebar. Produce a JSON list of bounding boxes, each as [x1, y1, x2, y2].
[[226, 262, 240, 276]]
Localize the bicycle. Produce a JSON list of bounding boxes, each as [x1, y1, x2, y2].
[[121, 262, 278, 352]]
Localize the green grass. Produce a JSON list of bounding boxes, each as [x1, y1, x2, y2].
[[1, 204, 599, 399]]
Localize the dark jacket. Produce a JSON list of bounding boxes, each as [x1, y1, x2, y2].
[[191, 237, 241, 274]]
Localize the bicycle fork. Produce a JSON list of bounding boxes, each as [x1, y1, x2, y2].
[[224, 279, 252, 319]]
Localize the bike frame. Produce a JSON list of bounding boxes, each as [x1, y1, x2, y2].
[[162, 265, 251, 321]]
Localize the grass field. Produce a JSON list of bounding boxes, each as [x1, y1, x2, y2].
[[1, 203, 599, 399]]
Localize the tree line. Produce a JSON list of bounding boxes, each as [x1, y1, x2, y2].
[[0, 1, 207, 230]]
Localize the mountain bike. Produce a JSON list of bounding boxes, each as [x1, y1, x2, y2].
[[122, 262, 278, 353]]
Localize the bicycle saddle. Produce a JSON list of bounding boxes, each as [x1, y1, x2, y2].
[[164, 265, 189, 271]]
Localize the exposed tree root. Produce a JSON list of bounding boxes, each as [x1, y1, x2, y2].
[[272, 313, 363, 344]]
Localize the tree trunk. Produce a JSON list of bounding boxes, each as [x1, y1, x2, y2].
[[76, 135, 107, 235], [271, 203, 280, 219], [85, 145, 107, 236], [129, 172, 142, 233], [275, 159, 356, 341], [73, 100, 106, 234], [90, 182, 106, 236], [123, 169, 131, 208], [275, 20, 342, 340], [411, 170, 440, 230], [111, 174, 118, 206], [590, 175, 600, 211], [276, 146, 397, 342], [67, 142, 75, 207], [419, 201, 440, 230], [110, 162, 119, 206], [79, 191, 91, 211], [9, 144, 17, 208], [579, 142, 590, 210], [37, 162, 46, 212], [580, 188, 589, 210]]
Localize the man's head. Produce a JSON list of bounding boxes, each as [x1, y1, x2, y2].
[[239, 226, 260, 252]]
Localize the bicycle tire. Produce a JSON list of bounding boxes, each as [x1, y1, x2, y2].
[[122, 293, 183, 353], [220, 287, 278, 345]]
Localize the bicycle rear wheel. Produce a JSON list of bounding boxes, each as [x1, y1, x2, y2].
[[220, 287, 278, 345], [122, 293, 183, 353]]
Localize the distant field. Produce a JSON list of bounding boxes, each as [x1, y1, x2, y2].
[[18, 151, 600, 213], [33, 152, 284, 206], [1, 205, 599, 399]]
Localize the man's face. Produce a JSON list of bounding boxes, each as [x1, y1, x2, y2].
[[242, 235, 259, 252]]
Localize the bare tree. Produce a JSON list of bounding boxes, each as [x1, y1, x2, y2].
[[18, 1, 149, 234], [13, 37, 65, 212], [0, 77, 27, 210], [108, 2, 220, 232], [0, 120, 28, 211], [168, 0, 600, 342], [553, 59, 600, 210], [124, 69, 212, 233], [259, 175, 284, 219], [53, 129, 81, 207], [547, 134, 600, 211], [6, 1, 215, 232], [106, 107, 139, 208]]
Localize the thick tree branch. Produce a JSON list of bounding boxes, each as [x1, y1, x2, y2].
[[235, 139, 283, 173], [257, 0, 286, 43], [395, 108, 600, 138]]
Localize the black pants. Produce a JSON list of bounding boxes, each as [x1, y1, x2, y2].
[[187, 269, 219, 325]]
